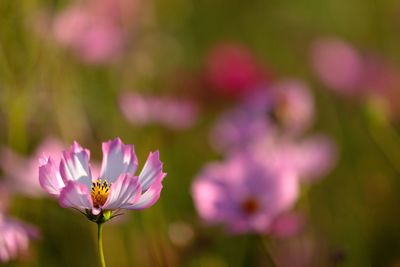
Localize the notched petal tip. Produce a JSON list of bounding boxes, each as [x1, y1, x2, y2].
[[139, 151, 165, 189], [100, 137, 138, 182]]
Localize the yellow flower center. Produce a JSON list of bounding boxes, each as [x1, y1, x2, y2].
[[91, 179, 110, 208]]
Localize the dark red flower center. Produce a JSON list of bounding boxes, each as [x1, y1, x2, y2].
[[241, 197, 260, 215]]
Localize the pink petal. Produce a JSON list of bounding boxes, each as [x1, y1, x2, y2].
[[0, 216, 39, 263], [38, 156, 65, 196], [102, 174, 141, 210], [100, 138, 138, 182], [311, 37, 364, 94], [59, 181, 93, 211], [60, 141, 93, 189], [293, 136, 337, 181], [138, 151, 165, 191], [129, 172, 166, 210], [191, 178, 224, 223]]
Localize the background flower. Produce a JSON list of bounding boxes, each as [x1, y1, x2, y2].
[[192, 154, 299, 234]]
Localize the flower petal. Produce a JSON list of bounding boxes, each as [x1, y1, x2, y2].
[[292, 136, 337, 181], [38, 156, 65, 196], [59, 181, 93, 211], [60, 141, 92, 189], [100, 138, 138, 183], [128, 172, 166, 210], [138, 151, 164, 191], [102, 174, 141, 210]]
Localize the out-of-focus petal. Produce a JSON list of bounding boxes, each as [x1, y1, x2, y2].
[[38, 156, 65, 196], [311, 37, 364, 94], [191, 178, 225, 224], [0, 216, 39, 263], [60, 142, 93, 189], [102, 174, 141, 210], [292, 136, 337, 181], [100, 138, 138, 183], [59, 181, 93, 211]]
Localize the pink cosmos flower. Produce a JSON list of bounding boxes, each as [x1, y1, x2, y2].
[[0, 138, 65, 197], [311, 37, 400, 119], [192, 154, 298, 234], [311, 37, 364, 95], [119, 91, 199, 130], [210, 79, 314, 153], [0, 214, 39, 263], [52, 0, 137, 64], [203, 42, 270, 97], [39, 138, 166, 222]]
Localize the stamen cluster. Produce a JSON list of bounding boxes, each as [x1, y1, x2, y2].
[[91, 179, 110, 208]]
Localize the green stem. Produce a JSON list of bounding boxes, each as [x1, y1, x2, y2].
[[97, 223, 107, 267], [261, 237, 279, 267]]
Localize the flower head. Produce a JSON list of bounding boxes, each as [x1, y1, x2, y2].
[[192, 154, 298, 234], [203, 42, 270, 97], [51, 0, 138, 64], [39, 138, 166, 223], [311, 37, 364, 94], [0, 215, 39, 263], [210, 79, 314, 153], [119, 91, 199, 130]]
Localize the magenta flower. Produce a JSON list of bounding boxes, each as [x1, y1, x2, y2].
[[310, 37, 364, 95], [39, 138, 166, 221], [192, 154, 298, 234], [203, 42, 269, 97], [0, 214, 39, 263], [119, 91, 199, 130]]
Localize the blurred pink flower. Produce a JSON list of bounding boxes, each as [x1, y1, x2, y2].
[[39, 138, 166, 222], [52, 0, 136, 64], [192, 154, 298, 234], [210, 79, 314, 153], [249, 135, 337, 182], [311, 37, 364, 94], [0, 138, 65, 197], [204, 43, 270, 97], [0, 215, 39, 263], [119, 91, 199, 130]]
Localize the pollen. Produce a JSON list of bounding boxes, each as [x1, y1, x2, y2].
[[91, 179, 111, 208]]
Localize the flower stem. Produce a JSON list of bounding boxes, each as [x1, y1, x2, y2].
[[97, 223, 107, 267]]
